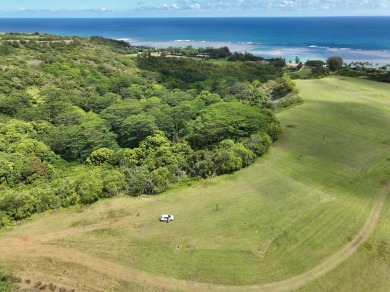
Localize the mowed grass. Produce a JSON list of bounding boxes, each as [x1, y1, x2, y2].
[[0, 76, 389, 289], [301, 184, 390, 291]]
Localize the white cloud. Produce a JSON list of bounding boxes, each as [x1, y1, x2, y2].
[[1, 0, 389, 16], [162, 3, 181, 10], [191, 3, 201, 9]]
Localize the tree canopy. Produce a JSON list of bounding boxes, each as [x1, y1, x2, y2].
[[0, 33, 299, 226], [326, 56, 343, 71]]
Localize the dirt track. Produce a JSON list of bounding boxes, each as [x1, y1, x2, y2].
[[0, 185, 388, 291]]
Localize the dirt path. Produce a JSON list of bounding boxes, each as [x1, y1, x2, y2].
[[0, 185, 388, 291]]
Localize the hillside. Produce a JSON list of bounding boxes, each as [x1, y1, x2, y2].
[[0, 33, 301, 227], [0, 76, 389, 291]]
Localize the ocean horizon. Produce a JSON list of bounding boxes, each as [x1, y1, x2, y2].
[[1, 17, 389, 65]]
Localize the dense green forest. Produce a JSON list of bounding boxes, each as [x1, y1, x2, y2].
[[0, 33, 300, 225]]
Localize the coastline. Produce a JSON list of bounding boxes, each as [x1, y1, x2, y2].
[[130, 39, 390, 66], [1, 17, 390, 66]]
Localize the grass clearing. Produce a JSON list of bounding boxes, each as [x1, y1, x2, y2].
[[0, 76, 389, 290], [287, 68, 312, 78]]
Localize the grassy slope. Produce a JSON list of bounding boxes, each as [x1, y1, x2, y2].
[[0, 76, 389, 291], [298, 77, 390, 291]]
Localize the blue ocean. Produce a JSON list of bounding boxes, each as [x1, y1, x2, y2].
[[1, 17, 389, 64]]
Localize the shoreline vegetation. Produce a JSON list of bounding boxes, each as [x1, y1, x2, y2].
[[90, 35, 390, 82]]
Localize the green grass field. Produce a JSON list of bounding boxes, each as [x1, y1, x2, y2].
[[0, 76, 389, 291]]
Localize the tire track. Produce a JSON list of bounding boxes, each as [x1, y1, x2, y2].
[[0, 185, 388, 291]]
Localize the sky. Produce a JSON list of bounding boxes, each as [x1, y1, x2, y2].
[[0, 0, 389, 17]]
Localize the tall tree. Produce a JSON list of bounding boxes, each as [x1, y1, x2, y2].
[[327, 56, 343, 71], [188, 102, 277, 148], [119, 113, 157, 148]]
